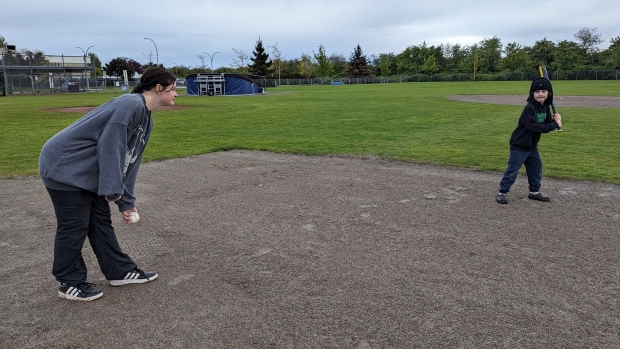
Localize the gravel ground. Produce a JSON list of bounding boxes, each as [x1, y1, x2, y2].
[[1, 150, 619, 349]]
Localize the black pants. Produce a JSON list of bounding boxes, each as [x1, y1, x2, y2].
[[46, 188, 136, 284]]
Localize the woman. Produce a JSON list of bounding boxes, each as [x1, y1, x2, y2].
[[39, 67, 178, 301]]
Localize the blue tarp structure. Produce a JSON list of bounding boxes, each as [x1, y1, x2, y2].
[[186, 73, 265, 96]]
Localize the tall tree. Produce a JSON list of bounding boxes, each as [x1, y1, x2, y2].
[[420, 55, 439, 75], [553, 40, 583, 71], [457, 44, 477, 74], [248, 37, 272, 76], [231, 48, 249, 73], [142, 62, 163, 71], [396, 44, 425, 73], [283, 58, 301, 78], [329, 53, 347, 77], [501, 42, 531, 72], [443, 43, 470, 73], [395, 42, 442, 74], [574, 27, 604, 66], [4, 49, 49, 66], [196, 54, 209, 71], [574, 27, 603, 55], [375, 53, 396, 77], [529, 37, 556, 67], [345, 45, 371, 78], [603, 35, 620, 69], [89, 53, 103, 77], [312, 45, 334, 80], [103, 57, 142, 79], [269, 43, 284, 83], [298, 53, 314, 80], [477, 36, 502, 73]]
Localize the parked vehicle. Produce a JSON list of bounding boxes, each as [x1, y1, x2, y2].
[[59, 82, 80, 92]]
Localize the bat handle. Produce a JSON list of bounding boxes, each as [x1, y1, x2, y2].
[[551, 105, 562, 132]]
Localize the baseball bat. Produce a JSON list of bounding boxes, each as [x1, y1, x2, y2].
[[539, 65, 562, 132]]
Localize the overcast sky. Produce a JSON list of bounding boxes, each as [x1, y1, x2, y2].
[[2, 0, 619, 71]]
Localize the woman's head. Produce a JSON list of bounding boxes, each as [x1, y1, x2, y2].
[[132, 67, 177, 94]]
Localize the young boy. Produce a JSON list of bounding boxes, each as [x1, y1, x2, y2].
[[496, 77, 562, 204]]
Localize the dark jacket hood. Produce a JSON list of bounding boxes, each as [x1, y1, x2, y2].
[[527, 77, 554, 106]]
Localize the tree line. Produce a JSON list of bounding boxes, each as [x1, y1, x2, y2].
[[256, 27, 620, 81], [2, 27, 620, 82]]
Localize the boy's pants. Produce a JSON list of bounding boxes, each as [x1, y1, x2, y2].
[[46, 188, 136, 284], [498, 149, 543, 194]]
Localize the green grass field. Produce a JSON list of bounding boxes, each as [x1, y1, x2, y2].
[[1, 81, 619, 183]]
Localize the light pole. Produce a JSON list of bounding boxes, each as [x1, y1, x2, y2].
[[27, 55, 35, 94], [1, 49, 7, 96], [77, 46, 93, 91], [203, 51, 219, 73], [144, 38, 159, 65]]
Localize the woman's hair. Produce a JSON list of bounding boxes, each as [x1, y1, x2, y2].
[[132, 67, 177, 93]]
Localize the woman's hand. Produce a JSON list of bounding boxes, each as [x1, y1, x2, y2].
[[122, 208, 138, 225]]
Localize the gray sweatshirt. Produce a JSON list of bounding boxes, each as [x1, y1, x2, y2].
[[39, 94, 152, 212]]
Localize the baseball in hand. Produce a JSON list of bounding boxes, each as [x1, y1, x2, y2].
[[129, 211, 140, 224]]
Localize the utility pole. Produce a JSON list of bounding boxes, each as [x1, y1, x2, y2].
[[2, 44, 16, 95], [1, 48, 7, 96]]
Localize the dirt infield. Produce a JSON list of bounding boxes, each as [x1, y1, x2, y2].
[[1, 150, 619, 348], [448, 94, 620, 108]]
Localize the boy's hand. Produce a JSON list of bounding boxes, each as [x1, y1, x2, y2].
[[554, 113, 562, 128]]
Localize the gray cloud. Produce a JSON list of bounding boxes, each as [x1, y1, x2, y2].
[[2, 0, 618, 70]]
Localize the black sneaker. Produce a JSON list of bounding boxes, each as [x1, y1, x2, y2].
[[58, 282, 103, 302], [496, 193, 508, 204], [109, 268, 158, 287], [528, 192, 551, 202]]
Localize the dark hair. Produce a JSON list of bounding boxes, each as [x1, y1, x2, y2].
[[132, 67, 177, 93]]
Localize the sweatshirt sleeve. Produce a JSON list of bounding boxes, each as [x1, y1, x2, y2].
[[96, 120, 130, 201], [520, 105, 559, 133], [99, 96, 151, 212], [115, 122, 151, 212]]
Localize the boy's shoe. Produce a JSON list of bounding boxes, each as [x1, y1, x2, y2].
[[528, 192, 551, 202], [495, 193, 508, 204], [109, 268, 158, 286], [58, 282, 103, 302]]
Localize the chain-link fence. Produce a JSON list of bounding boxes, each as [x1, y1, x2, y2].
[[3, 67, 619, 95], [0, 72, 107, 94], [1, 53, 97, 95], [265, 70, 620, 87]]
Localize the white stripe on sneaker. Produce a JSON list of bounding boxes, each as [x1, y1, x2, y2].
[[125, 272, 140, 280], [68, 287, 80, 297], [109, 269, 157, 286]]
